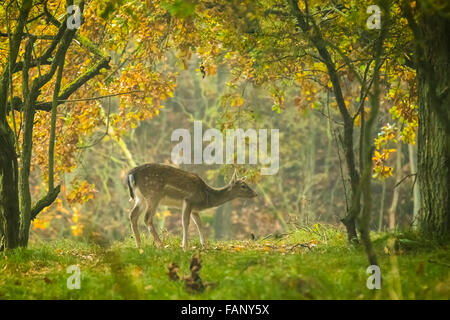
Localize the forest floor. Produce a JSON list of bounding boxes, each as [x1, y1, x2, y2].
[[0, 225, 449, 299]]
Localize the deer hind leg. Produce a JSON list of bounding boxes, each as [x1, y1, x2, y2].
[[191, 211, 206, 248], [129, 201, 144, 248], [181, 200, 193, 251], [144, 197, 162, 246]]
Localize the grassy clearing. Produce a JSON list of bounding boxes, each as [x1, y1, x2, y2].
[[0, 226, 449, 300]]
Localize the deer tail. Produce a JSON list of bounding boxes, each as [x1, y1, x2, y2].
[[127, 172, 135, 201]]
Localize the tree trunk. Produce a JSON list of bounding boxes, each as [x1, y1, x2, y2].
[[214, 173, 231, 240], [416, 13, 450, 239], [408, 143, 420, 226], [0, 0, 31, 251], [18, 101, 35, 246], [0, 124, 20, 250], [378, 181, 386, 232], [288, 0, 360, 242], [388, 147, 402, 230], [18, 39, 35, 247], [358, 0, 390, 267], [0, 1, 104, 250], [214, 201, 231, 240], [417, 89, 449, 237]]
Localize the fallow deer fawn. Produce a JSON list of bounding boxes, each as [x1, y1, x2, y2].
[[127, 163, 257, 251]]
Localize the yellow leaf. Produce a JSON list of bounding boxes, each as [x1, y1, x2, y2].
[[231, 96, 244, 107]]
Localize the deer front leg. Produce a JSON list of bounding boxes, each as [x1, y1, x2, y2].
[[129, 202, 143, 248], [191, 211, 206, 249], [181, 200, 193, 251]]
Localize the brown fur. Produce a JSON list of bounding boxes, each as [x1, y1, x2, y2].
[[127, 163, 257, 250]]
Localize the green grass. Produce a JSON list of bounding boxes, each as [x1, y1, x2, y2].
[[0, 226, 449, 299]]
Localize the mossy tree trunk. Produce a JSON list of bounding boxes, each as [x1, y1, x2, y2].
[[0, 1, 109, 250], [404, 4, 450, 238], [0, 124, 20, 250], [417, 60, 449, 237], [0, 1, 32, 250]]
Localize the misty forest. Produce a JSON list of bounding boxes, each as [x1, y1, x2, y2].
[[0, 0, 449, 300]]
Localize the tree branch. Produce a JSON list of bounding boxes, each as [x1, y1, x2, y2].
[[30, 185, 61, 220], [32, 57, 111, 111], [0, 1, 32, 119]]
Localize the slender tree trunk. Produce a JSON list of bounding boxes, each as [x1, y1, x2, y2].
[[301, 125, 316, 224], [378, 181, 386, 232], [213, 65, 231, 240], [408, 143, 420, 226], [331, 93, 360, 243], [214, 201, 232, 240], [214, 173, 231, 240], [358, 0, 390, 267], [18, 40, 35, 246], [288, 0, 360, 242], [388, 148, 402, 230], [214, 174, 226, 240]]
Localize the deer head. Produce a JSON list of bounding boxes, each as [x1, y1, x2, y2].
[[228, 171, 258, 199]]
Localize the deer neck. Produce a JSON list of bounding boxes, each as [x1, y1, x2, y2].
[[204, 183, 235, 208]]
